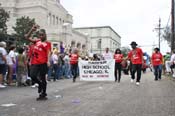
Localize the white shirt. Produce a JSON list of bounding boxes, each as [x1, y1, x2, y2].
[[7, 50, 16, 65], [52, 54, 58, 64], [103, 52, 113, 60], [0, 47, 7, 64], [170, 53, 175, 63], [63, 55, 70, 64]]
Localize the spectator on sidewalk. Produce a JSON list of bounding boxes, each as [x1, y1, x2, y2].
[[16, 47, 27, 86], [0, 42, 7, 88], [6, 45, 16, 85], [170, 50, 175, 77], [164, 52, 171, 74]]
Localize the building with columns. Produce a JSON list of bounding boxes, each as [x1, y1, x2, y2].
[[74, 26, 121, 54], [0, 0, 88, 49]]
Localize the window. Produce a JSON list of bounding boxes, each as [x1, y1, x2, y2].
[[47, 13, 51, 25], [49, 13, 52, 25], [110, 40, 112, 48], [97, 39, 102, 49], [53, 15, 55, 25], [59, 18, 62, 24], [56, 17, 58, 25]]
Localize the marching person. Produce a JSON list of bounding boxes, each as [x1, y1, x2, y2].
[[127, 41, 143, 86], [25, 25, 51, 100], [103, 47, 113, 60], [114, 48, 123, 82], [70, 48, 79, 82], [151, 48, 163, 81]]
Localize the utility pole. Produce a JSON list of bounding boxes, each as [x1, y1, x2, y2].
[[171, 0, 175, 52], [154, 18, 163, 51]]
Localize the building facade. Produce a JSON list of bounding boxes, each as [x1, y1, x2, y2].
[[0, 0, 88, 49], [74, 26, 121, 54]]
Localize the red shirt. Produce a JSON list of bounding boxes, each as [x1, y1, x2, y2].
[[151, 52, 163, 66], [114, 54, 123, 63], [31, 40, 51, 64], [128, 48, 143, 64], [70, 54, 79, 64]]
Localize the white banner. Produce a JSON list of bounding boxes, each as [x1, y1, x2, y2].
[[79, 59, 115, 81]]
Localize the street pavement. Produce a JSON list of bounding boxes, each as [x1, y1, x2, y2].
[[0, 71, 175, 116]]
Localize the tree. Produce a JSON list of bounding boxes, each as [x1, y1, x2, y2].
[[162, 26, 171, 47], [0, 7, 9, 41], [12, 16, 36, 46], [121, 46, 131, 57]]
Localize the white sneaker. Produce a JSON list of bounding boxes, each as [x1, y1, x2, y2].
[[173, 74, 175, 78], [31, 83, 39, 88], [136, 82, 140, 86], [0, 84, 6, 88], [3, 83, 7, 86], [131, 79, 134, 83]]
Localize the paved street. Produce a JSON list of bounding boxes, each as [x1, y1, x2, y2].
[[0, 71, 175, 116]]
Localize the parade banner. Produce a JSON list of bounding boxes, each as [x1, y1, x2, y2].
[[79, 59, 115, 81]]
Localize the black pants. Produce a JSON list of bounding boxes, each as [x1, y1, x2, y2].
[[131, 64, 142, 82], [71, 63, 78, 80], [30, 63, 48, 95], [115, 63, 122, 82]]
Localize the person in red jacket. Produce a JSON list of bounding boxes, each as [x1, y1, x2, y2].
[[151, 48, 163, 81], [127, 41, 143, 86], [114, 48, 123, 82], [25, 25, 51, 100], [70, 48, 79, 82]]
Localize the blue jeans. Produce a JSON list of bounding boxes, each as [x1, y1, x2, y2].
[[56, 65, 63, 79], [64, 63, 71, 78], [153, 65, 162, 80]]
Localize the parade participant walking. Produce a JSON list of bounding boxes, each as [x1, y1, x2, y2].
[[127, 41, 143, 85], [114, 48, 123, 82], [25, 25, 51, 100], [70, 48, 79, 82], [151, 48, 163, 81], [103, 47, 113, 60]]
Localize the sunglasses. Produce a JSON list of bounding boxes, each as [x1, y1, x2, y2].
[[39, 33, 45, 36]]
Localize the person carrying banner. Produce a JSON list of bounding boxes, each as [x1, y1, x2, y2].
[[25, 25, 51, 100], [114, 48, 123, 82], [103, 47, 113, 60]]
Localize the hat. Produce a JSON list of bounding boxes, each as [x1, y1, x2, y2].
[[154, 47, 160, 51], [0, 41, 6, 47], [130, 41, 138, 46]]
